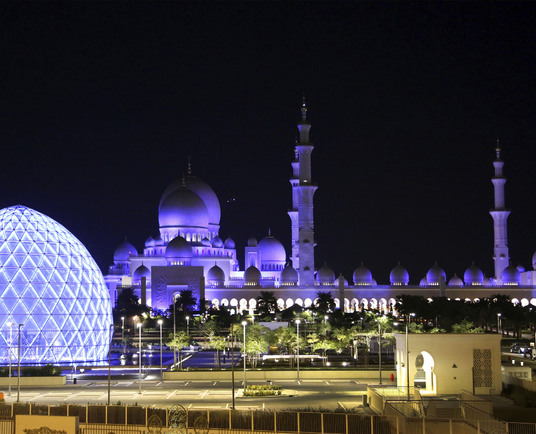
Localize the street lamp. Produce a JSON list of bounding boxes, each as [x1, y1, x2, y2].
[[378, 321, 382, 385], [107, 324, 114, 405], [242, 320, 247, 392], [173, 294, 179, 365], [409, 312, 416, 324], [17, 323, 23, 403], [137, 322, 142, 394], [324, 315, 328, 325], [158, 319, 163, 379], [186, 315, 190, 336], [497, 313, 502, 335], [296, 320, 301, 382], [121, 316, 125, 353], [231, 324, 235, 409], [406, 323, 410, 401], [7, 322, 13, 396]]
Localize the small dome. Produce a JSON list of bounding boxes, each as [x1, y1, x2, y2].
[[448, 274, 464, 287], [259, 235, 286, 263], [517, 264, 525, 272], [390, 263, 409, 285], [317, 264, 335, 285], [224, 237, 235, 249], [201, 237, 212, 247], [165, 236, 193, 260], [247, 237, 258, 247], [280, 265, 299, 284], [464, 263, 484, 285], [159, 186, 209, 230], [244, 265, 261, 285], [144, 236, 155, 248], [426, 263, 446, 285], [353, 263, 373, 285], [133, 265, 150, 282], [207, 264, 225, 283], [501, 265, 520, 285], [154, 236, 164, 246], [212, 236, 224, 248], [114, 239, 138, 262], [419, 277, 427, 287]]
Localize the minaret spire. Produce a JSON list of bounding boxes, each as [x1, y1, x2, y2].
[[490, 139, 510, 281], [187, 157, 192, 176], [288, 98, 318, 285]]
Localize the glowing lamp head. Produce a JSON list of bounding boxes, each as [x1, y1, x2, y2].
[[241, 321, 248, 327]]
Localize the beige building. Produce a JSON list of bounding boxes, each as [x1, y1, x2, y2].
[[394, 333, 502, 396]]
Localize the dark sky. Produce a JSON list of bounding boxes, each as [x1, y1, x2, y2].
[[1, 2, 535, 284]]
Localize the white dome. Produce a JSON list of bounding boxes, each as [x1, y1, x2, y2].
[[247, 237, 258, 247], [224, 237, 235, 249], [159, 187, 209, 230], [144, 236, 155, 248], [390, 263, 409, 285], [160, 174, 221, 227], [464, 263, 484, 285], [426, 263, 446, 285], [207, 264, 225, 284], [212, 236, 224, 248], [165, 236, 193, 260], [258, 235, 286, 263], [501, 265, 520, 285], [353, 263, 373, 285], [280, 265, 299, 285], [317, 264, 335, 285], [114, 239, 138, 262], [448, 274, 464, 287], [244, 265, 261, 285]]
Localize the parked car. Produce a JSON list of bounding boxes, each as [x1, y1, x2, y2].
[[510, 343, 531, 354]]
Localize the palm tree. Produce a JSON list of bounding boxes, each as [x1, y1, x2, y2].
[[175, 289, 197, 312], [256, 291, 278, 318], [314, 291, 335, 314]]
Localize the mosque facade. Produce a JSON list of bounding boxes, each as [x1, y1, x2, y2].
[[105, 102, 536, 315]]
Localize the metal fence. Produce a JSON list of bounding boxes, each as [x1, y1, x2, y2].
[[1, 403, 536, 434]]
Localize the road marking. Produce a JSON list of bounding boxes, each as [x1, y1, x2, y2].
[[325, 381, 330, 385], [262, 402, 265, 409], [29, 394, 47, 401], [185, 381, 190, 386], [213, 381, 218, 386], [166, 390, 177, 399], [338, 402, 346, 410], [188, 404, 192, 409], [200, 390, 209, 399]]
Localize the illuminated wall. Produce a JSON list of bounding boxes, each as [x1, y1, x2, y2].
[[0, 206, 112, 364]]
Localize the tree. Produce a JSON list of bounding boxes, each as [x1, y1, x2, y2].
[[451, 320, 484, 333], [272, 327, 297, 367], [167, 331, 190, 370], [175, 289, 197, 312], [114, 287, 150, 325], [256, 291, 278, 319], [314, 291, 336, 314], [233, 323, 271, 368]]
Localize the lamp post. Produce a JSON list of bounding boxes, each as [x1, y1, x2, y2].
[[17, 323, 23, 403], [242, 321, 247, 392], [296, 320, 301, 382], [158, 319, 163, 379], [378, 321, 382, 384], [173, 294, 179, 365], [497, 313, 502, 335], [137, 322, 142, 394], [324, 315, 328, 325], [186, 315, 190, 336], [231, 325, 235, 409], [406, 323, 410, 401], [121, 316, 125, 353], [7, 322, 13, 397], [107, 324, 113, 405]]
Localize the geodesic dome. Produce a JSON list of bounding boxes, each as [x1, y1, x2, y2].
[[0, 205, 112, 364]]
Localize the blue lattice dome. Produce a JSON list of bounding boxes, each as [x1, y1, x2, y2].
[[0, 205, 112, 364]]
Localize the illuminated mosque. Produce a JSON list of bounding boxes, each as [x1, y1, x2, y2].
[[105, 101, 536, 315]]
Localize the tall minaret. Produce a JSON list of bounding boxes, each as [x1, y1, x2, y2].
[[490, 139, 510, 281], [288, 98, 317, 285]]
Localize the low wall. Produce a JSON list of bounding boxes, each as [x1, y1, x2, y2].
[[163, 369, 396, 381], [503, 374, 536, 393], [0, 376, 66, 387]]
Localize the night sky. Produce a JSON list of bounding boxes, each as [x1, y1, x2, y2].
[[1, 2, 536, 284]]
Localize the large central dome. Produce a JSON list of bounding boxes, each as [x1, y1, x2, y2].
[[160, 174, 221, 228]]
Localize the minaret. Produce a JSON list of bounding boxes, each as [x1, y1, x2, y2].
[[288, 98, 317, 285], [490, 139, 510, 281]]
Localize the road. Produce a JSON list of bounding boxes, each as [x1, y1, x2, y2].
[[3, 377, 375, 413]]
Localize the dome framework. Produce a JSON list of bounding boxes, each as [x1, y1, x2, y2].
[[0, 206, 112, 364]]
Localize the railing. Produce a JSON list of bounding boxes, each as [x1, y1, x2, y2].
[[1, 403, 536, 434]]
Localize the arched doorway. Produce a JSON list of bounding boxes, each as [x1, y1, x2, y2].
[[414, 350, 436, 394]]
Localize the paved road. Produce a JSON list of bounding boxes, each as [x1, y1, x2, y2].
[[3, 378, 375, 413]]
